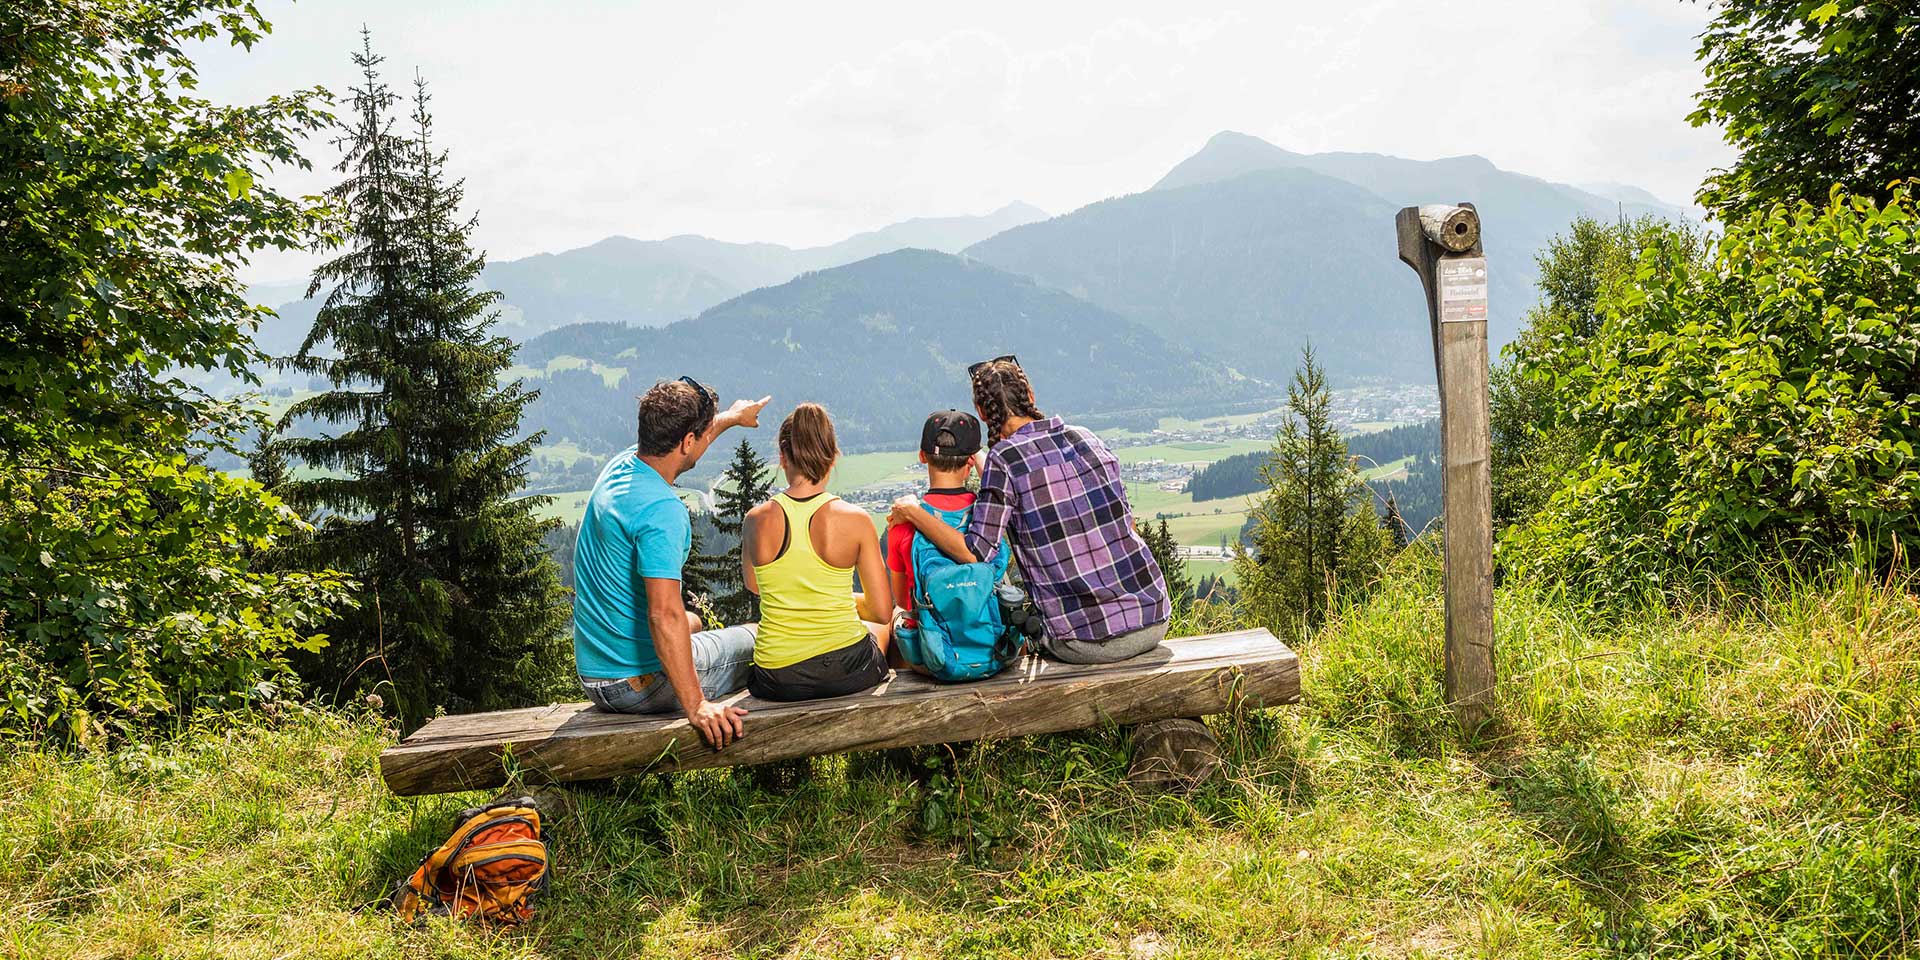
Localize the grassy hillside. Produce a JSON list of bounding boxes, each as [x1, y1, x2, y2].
[[8, 556, 1914, 957]]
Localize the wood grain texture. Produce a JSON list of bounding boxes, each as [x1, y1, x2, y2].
[[1126, 718, 1221, 791], [1437, 313, 1496, 728], [380, 629, 1299, 796], [1417, 204, 1480, 253], [1396, 203, 1497, 731]]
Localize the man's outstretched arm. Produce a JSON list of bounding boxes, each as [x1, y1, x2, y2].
[[703, 395, 772, 443]]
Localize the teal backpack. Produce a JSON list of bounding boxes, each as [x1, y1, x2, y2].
[[898, 499, 1019, 682]]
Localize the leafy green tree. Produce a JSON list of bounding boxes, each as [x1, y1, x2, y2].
[[710, 440, 776, 623], [1234, 348, 1389, 635], [265, 40, 566, 726], [1691, 0, 1920, 218], [1505, 185, 1920, 599], [1141, 518, 1192, 610], [1490, 216, 1705, 532], [0, 1, 349, 739]]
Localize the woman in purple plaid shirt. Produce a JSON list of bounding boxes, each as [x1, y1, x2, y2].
[[888, 358, 1171, 663]]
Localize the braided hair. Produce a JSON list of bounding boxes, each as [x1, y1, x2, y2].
[[969, 360, 1044, 443]]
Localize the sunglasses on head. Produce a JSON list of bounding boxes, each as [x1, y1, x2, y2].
[[677, 375, 716, 420], [968, 354, 1020, 376]]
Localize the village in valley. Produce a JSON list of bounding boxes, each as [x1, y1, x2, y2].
[[842, 382, 1438, 510]]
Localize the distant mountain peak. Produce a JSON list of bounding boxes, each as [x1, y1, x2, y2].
[[1152, 131, 1682, 220], [993, 200, 1049, 220], [1430, 153, 1497, 171], [1205, 130, 1287, 149], [1575, 181, 1676, 208], [1152, 131, 1302, 191]]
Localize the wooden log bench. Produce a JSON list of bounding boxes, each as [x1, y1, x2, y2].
[[380, 628, 1298, 796]]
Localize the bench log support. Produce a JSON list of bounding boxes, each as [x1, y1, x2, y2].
[[381, 629, 1297, 796], [1126, 718, 1221, 790]]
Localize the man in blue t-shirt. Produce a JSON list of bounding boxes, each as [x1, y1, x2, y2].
[[573, 377, 769, 749]]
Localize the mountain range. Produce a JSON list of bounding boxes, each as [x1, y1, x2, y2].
[[254, 130, 1690, 456], [477, 200, 1047, 335], [961, 131, 1686, 381], [240, 200, 1047, 373], [515, 248, 1265, 453]]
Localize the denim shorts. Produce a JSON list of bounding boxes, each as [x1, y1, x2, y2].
[[581, 623, 756, 714]]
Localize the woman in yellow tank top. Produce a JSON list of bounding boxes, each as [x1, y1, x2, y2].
[[741, 403, 894, 701]]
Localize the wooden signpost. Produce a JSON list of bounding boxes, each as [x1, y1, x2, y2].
[[1395, 203, 1495, 732]]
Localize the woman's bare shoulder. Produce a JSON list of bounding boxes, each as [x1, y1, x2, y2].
[[743, 499, 784, 535], [827, 497, 877, 530], [825, 496, 869, 517]]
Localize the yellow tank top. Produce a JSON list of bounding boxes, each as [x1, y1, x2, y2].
[[752, 492, 868, 669]]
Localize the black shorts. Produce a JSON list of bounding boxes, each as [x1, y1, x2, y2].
[[748, 633, 889, 702]]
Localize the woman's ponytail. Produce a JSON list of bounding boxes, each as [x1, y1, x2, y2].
[[778, 402, 839, 484]]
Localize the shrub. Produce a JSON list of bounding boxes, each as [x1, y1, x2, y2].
[[0, 2, 351, 739], [1504, 185, 1920, 600]]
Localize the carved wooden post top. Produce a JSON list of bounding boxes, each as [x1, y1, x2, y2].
[[1417, 204, 1480, 252]]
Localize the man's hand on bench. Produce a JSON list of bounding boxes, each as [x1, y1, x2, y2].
[[690, 698, 748, 749]]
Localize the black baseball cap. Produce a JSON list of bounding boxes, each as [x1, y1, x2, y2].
[[920, 410, 982, 458]]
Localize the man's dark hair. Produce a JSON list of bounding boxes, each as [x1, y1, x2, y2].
[[637, 379, 716, 456]]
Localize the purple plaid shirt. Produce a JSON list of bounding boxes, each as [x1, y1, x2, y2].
[[965, 416, 1170, 641]]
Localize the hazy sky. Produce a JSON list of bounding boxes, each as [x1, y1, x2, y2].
[[196, 0, 1735, 284]]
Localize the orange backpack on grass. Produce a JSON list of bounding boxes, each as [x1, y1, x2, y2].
[[393, 797, 549, 925]]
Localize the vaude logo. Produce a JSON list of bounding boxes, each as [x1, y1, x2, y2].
[[940, 581, 981, 589]]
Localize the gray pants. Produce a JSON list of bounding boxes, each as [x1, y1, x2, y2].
[[1040, 619, 1168, 664]]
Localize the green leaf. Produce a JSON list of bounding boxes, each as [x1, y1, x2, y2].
[[223, 168, 253, 199]]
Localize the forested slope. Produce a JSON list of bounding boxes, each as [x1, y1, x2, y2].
[[517, 248, 1270, 453]]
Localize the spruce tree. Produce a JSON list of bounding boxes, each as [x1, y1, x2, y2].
[[1142, 518, 1192, 610], [265, 37, 566, 726], [710, 439, 776, 622], [1234, 347, 1388, 635], [1381, 492, 1410, 550], [683, 525, 729, 618]]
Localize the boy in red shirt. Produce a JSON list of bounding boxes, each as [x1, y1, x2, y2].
[[857, 411, 982, 652]]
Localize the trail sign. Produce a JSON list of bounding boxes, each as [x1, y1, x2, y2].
[[1437, 258, 1488, 323]]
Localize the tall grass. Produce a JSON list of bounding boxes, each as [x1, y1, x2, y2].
[[3, 554, 1915, 957]]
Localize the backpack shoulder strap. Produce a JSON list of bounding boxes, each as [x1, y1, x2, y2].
[[918, 497, 970, 530]]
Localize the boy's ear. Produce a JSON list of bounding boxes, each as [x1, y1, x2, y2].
[[918, 450, 929, 465]]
